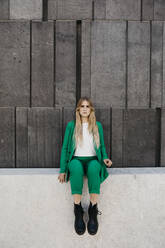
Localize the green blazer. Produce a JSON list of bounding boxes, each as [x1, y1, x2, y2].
[[59, 120, 109, 183]]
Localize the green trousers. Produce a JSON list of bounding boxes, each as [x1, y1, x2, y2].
[[68, 155, 102, 195]]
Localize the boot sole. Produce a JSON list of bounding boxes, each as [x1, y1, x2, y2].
[[87, 222, 98, 235], [74, 224, 86, 235]]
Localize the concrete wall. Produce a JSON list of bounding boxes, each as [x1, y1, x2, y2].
[[0, 3, 165, 246], [0, 1, 165, 169], [0, 107, 164, 168], [0, 167, 165, 247], [1, 0, 165, 21], [0, 20, 165, 108]]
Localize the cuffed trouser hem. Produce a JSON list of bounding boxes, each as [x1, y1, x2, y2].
[[89, 191, 100, 194], [71, 191, 82, 195]]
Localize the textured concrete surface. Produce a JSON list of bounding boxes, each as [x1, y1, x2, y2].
[[0, 168, 165, 248], [10, 0, 42, 19], [91, 21, 126, 108], [55, 21, 77, 107], [0, 20, 165, 108], [48, 0, 92, 20], [31, 21, 54, 107], [0, 21, 30, 106], [127, 21, 150, 108], [0, 0, 9, 19], [106, 0, 141, 20], [2, 0, 165, 21]]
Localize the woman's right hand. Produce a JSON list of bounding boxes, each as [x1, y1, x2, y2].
[[58, 173, 66, 183]]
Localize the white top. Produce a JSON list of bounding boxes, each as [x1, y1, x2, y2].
[[74, 122, 97, 156]]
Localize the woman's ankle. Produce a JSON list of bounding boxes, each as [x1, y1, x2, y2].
[[90, 200, 97, 206]]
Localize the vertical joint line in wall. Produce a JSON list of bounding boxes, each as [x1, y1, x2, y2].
[[76, 20, 82, 103], [92, 0, 95, 20], [153, 0, 155, 20], [43, 111, 46, 166], [30, 20, 32, 107], [8, 0, 10, 19], [149, 21, 152, 108], [110, 107, 112, 159], [42, 0, 48, 21], [126, 21, 128, 109], [122, 110, 124, 167], [159, 108, 161, 167], [122, 110, 126, 167], [140, 0, 143, 21], [53, 20, 56, 107], [62, 107, 64, 143], [27, 108, 29, 168], [162, 23, 164, 107], [121, 110, 123, 167], [14, 107, 16, 168], [90, 20, 92, 98], [156, 108, 161, 167]]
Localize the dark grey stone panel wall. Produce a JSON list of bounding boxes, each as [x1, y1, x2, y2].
[[0, 108, 15, 168], [63, 107, 75, 127], [48, 0, 92, 20], [111, 109, 123, 167], [10, 0, 42, 20], [31, 21, 54, 107], [123, 109, 158, 167], [28, 108, 61, 168], [81, 20, 91, 98], [95, 108, 111, 159], [0, 21, 30, 106], [91, 21, 126, 108], [55, 21, 77, 107], [106, 0, 141, 20], [161, 108, 165, 166], [94, 0, 106, 19], [163, 23, 165, 107], [154, 0, 165, 20], [112, 108, 160, 167], [1, 2, 165, 170], [142, 0, 154, 20], [16, 108, 28, 167], [151, 21, 163, 108], [48, 0, 57, 20], [17, 107, 66, 168], [0, 107, 162, 168], [0, 0, 9, 19], [127, 21, 150, 108], [45, 0, 165, 21], [1, 0, 165, 20]]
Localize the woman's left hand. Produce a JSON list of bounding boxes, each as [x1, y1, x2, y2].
[[103, 158, 112, 167]]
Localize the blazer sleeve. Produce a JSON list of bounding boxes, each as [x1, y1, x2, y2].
[[59, 122, 71, 173], [99, 122, 109, 161]]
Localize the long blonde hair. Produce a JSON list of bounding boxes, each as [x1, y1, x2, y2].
[[72, 97, 100, 149]]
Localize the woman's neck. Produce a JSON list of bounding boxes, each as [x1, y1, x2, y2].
[[81, 117, 88, 123]]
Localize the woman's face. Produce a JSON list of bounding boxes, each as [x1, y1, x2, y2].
[[79, 100, 91, 118]]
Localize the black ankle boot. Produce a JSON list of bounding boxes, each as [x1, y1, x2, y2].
[[87, 201, 102, 235], [74, 202, 86, 235]]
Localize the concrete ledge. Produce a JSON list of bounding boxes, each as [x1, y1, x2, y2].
[[0, 168, 165, 248]]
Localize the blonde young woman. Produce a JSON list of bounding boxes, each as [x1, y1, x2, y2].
[[58, 97, 112, 235]]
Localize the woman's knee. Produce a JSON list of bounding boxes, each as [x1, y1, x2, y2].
[[68, 158, 84, 175], [86, 159, 101, 175]]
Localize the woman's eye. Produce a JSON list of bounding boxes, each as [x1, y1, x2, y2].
[[81, 105, 90, 108]]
